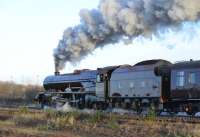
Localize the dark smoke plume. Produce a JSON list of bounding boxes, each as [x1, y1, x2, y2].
[[54, 0, 200, 70]]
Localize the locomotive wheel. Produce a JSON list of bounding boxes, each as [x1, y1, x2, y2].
[[96, 102, 107, 110], [185, 103, 194, 115], [78, 102, 85, 109], [122, 102, 131, 109], [92, 103, 97, 110], [102, 103, 108, 110], [115, 102, 120, 108], [135, 101, 142, 113]]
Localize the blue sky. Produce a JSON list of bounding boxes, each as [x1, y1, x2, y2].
[[0, 0, 200, 85], [0, 0, 98, 84]]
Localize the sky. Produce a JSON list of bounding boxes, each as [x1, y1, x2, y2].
[[0, 0, 200, 85]]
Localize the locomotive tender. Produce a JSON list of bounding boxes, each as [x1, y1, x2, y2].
[[37, 59, 200, 114]]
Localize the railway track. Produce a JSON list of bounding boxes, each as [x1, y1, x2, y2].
[[121, 115, 200, 124], [159, 116, 200, 124], [0, 106, 42, 114]]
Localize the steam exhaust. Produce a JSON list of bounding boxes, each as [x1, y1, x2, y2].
[[54, 0, 200, 71]]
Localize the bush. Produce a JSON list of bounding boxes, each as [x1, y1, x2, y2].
[[19, 106, 29, 114], [45, 109, 67, 119], [107, 114, 119, 129], [40, 109, 80, 131], [24, 90, 38, 102], [88, 111, 105, 124], [0, 81, 42, 105], [146, 105, 156, 121]]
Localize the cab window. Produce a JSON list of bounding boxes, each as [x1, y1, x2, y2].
[[188, 72, 196, 84], [176, 71, 185, 87], [96, 74, 103, 82]]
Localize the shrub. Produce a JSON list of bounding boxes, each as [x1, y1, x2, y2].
[[0, 81, 42, 105], [39, 109, 80, 131], [88, 111, 104, 124], [107, 114, 119, 129], [45, 109, 65, 119], [146, 105, 156, 121], [24, 90, 38, 102], [19, 106, 29, 114]]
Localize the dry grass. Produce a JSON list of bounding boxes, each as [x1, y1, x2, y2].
[[0, 108, 199, 137]]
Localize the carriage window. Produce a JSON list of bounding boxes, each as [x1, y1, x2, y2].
[[141, 81, 146, 88], [188, 72, 196, 84], [176, 71, 185, 87], [118, 82, 122, 89], [130, 82, 134, 88]]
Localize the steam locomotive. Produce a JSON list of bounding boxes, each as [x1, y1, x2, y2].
[[36, 59, 200, 115]]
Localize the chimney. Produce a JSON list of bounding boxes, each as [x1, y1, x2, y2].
[[54, 62, 60, 76], [55, 71, 60, 76]]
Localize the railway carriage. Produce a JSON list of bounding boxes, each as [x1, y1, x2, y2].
[[167, 60, 200, 113]]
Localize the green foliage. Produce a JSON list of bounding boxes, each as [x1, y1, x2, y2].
[[107, 113, 119, 129], [45, 109, 59, 119], [14, 109, 79, 131], [68, 111, 81, 120], [88, 111, 104, 124], [39, 109, 81, 130], [19, 106, 29, 114], [146, 105, 156, 121]]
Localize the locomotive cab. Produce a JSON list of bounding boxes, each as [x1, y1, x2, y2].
[[95, 66, 119, 102]]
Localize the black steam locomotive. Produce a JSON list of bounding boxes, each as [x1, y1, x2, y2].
[[36, 59, 200, 115]]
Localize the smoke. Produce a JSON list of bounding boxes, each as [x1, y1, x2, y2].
[[54, 0, 200, 70]]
